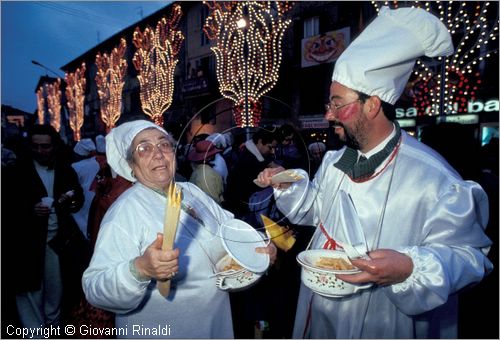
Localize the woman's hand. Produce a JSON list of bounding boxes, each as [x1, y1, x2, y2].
[[335, 249, 413, 286], [256, 242, 278, 265], [134, 233, 180, 281]]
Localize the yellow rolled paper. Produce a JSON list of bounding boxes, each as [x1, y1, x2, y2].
[[261, 214, 296, 252]]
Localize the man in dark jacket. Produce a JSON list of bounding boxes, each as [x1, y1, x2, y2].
[[5, 125, 87, 329], [224, 128, 279, 220]]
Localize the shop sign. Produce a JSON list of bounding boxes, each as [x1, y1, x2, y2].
[[301, 27, 350, 68], [299, 116, 329, 129], [437, 114, 479, 124], [182, 77, 209, 94], [396, 118, 416, 127], [395, 99, 499, 118]]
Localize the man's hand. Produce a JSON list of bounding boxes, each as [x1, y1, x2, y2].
[[336, 249, 413, 286], [134, 233, 180, 281], [34, 202, 51, 217], [256, 166, 291, 189]]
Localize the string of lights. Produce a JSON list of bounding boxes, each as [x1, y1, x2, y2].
[[95, 38, 128, 132], [203, 1, 293, 127], [46, 79, 62, 132], [65, 63, 87, 141], [36, 87, 45, 124], [372, 1, 499, 116], [133, 4, 184, 126]]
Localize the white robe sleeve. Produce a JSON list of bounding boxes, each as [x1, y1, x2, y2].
[[274, 151, 340, 227], [82, 220, 152, 314], [385, 181, 493, 315]]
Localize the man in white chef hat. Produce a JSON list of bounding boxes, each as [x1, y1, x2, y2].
[[257, 6, 492, 338]]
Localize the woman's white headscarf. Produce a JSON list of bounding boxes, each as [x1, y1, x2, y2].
[[105, 120, 169, 182]]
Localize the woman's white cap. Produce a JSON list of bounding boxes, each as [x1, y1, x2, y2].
[[332, 6, 454, 105], [105, 120, 168, 182]]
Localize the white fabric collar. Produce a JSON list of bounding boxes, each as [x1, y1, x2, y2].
[[359, 123, 396, 159]]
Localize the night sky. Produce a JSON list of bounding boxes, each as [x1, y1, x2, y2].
[[1, 1, 168, 114]]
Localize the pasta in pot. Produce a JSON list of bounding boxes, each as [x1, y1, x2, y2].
[[315, 257, 355, 270], [223, 258, 243, 271]]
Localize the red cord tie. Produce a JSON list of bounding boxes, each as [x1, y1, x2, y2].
[[319, 222, 339, 250]]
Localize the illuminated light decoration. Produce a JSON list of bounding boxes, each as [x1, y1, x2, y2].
[[203, 1, 293, 127], [233, 97, 262, 127], [95, 38, 127, 132], [373, 1, 498, 116], [36, 87, 45, 124], [133, 4, 184, 126], [46, 79, 62, 132], [65, 63, 86, 141]]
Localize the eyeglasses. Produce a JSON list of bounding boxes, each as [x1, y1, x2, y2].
[[325, 98, 361, 113], [134, 141, 174, 158]]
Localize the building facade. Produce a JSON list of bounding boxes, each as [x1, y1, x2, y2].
[[58, 1, 498, 148]]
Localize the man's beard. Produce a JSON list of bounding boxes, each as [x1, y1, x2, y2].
[[344, 127, 361, 150], [330, 119, 364, 150]]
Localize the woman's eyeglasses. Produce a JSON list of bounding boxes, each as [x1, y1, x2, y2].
[[134, 141, 174, 158]]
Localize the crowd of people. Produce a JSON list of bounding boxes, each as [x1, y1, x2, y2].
[[1, 5, 498, 340]]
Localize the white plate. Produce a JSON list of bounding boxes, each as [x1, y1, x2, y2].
[[253, 170, 304, 188], [219, 219, 270, 273], [212, 254, 263, 292]]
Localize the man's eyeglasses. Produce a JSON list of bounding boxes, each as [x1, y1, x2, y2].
[[325, 99, 361, 113], [134, 141, 174, 158]]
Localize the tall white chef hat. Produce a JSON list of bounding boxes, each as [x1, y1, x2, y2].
[[332, 6, 454, 105], [106, 120, 169, 182]]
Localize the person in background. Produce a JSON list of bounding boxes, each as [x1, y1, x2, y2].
[[223, 127, 282, 338], [95, 135, 106, 155], [71, 138, 100, 239], [1, 143, 17, 168], [257, 6, 492, 338], [68, 134, 125, 339], [224, 127, 279, 220], [177, 133, 209, 180], [307, 141, 326, 178], [206, 132, 229, 185], [83, 120, 276, 338], [220, 131, 235, 170], [276, 124, 308, 171], [187, 139, 225, 204], [87, 135, 133, 249], [6, 124, 85, 329]]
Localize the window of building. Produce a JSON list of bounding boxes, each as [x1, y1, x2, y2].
[[304, 16, 319, 38], [200, 6, 210, 46]]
